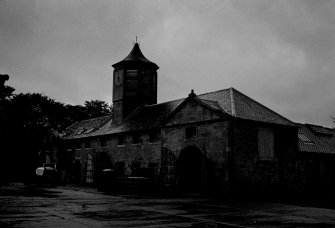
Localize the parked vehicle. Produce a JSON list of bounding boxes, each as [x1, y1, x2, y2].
[[35, 163, 57, 184]]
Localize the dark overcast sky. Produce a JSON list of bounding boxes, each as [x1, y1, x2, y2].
[[1, 0, 335, 127]]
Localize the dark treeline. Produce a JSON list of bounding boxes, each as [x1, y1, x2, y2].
[[0, 76, 112, 181]]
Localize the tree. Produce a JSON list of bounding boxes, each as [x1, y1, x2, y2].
[[0, 77, 113, 181], [84, 100, 112, 118]]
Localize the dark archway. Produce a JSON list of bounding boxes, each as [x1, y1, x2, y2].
[[178, 146, 206, 193]]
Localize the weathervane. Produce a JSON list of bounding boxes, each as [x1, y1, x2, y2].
[[132, 36, 139, 46]]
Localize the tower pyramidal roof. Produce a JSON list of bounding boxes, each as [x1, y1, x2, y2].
[[112, 43, 159, 69]]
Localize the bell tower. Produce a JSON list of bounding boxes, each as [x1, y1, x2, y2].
[[112, 43, 159, 124]]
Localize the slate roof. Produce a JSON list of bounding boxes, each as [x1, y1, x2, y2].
[[62, 115, 113, 139], [63, 99, 184, 140], [62, 87, 295, 140], [199, 88, 295, 126], [112, 43, 159, 69], [298, 123, 335, 154]]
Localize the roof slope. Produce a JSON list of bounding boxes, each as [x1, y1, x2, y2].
[[112, 43, 159, 69], [298, 123, 335, 154], [199, 88, 294, 126], [63, 87, 295, 140], [102, 98, 184, 134], [62, 115, 113, 140]]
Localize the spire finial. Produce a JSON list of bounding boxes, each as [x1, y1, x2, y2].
[[189, 89, 196, 97], [136, 36, 137, 43]]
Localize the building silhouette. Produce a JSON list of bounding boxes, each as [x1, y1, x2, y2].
[[58, 43, 335, 195]]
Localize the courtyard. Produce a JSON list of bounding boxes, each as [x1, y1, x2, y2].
[[1, 182, 335, 227]]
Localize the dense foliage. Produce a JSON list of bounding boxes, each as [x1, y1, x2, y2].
[[0, 78, 112, 180]]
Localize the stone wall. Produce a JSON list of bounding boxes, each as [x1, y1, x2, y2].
[[64, 131, 162, 185], [161, 120, 230, 193], [231, 119, 298, 195], [296, 153, 335, 195]]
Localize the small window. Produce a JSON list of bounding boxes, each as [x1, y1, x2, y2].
[[185, 126, 197, 139], [85, 128, 95, 134], [85, 140, 91, 149], [76, 141, 82, 150], [100, 137, 107, 147], [298, 133, 314, 144], [117, 135, 125, 146], [258, 128, 274, 160], [198, 126, 210, 138], [149, 130, 160, 143], [132, 133, 141, 144], [77, 129, 85, 135]]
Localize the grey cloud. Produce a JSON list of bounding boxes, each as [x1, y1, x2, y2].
[[1, 0, 335, 126]]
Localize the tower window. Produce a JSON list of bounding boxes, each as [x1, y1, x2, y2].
[[185, 126, 197, 139], [127, 69, 138, 77]]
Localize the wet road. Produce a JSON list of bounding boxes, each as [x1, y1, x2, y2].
[[1, 182, 335, 227]]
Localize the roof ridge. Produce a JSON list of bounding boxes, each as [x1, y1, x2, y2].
[[197, 87, 231, 97], [197, 97, 219, 104], [230, 87, 236, 116], [146, 98, 185, 107], [193, 96, 223, 111], [85, 114, 113, 121], [148, 88, 232, 108]]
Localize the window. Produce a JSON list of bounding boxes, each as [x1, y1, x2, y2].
[[100, 137, 107, 147], [298, 133, 314, 144], [258, 128, 274, 160], [85, 128, 95, 134], [85, 140, 91, 149], [77, 129, 85, 135], [126, 69, 138, 77], [117, 135, 125, 146], [76, 141, 82, 150], [149, 130, 160, 143], [185, 126, 197, 139], [132, 133, 141, 144], [199, 126, 210, 138]]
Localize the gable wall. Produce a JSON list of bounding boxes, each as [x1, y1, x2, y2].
[[166, 100, 222, 126], [161, 120, 230, 193]]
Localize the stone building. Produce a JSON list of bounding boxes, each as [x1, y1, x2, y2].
[[296, 123, 335, 194], [59, 43, 316, 195]]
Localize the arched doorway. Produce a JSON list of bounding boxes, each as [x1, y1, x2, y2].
[[178, 146, 206, 193]]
